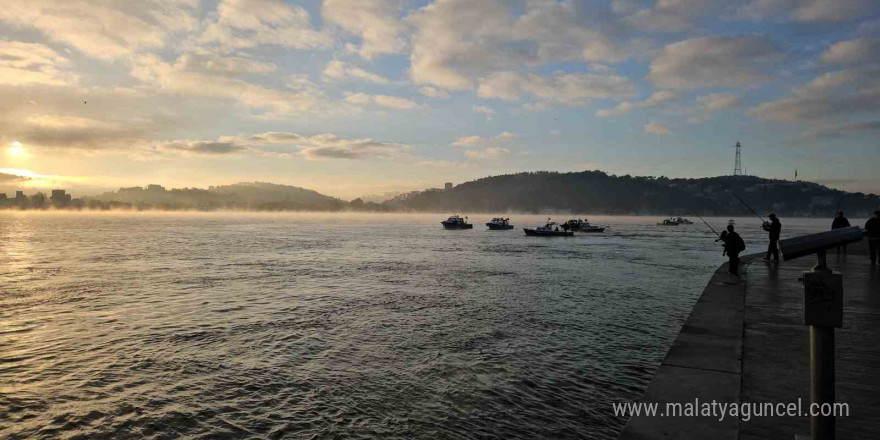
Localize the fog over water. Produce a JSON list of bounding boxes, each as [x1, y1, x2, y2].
[[0, 212, 844, 439]]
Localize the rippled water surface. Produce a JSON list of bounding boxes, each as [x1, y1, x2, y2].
[[0, 212, 836, 439]]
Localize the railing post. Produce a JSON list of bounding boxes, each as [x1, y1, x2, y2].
[[801, 250, 842, 440]]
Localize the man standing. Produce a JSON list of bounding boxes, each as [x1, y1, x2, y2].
[[723, 224, 746, 274], [832, 211, 851, 254], [763, 213, 781, 261], [866, 211, 880, 265]]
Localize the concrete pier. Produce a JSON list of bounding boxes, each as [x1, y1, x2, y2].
[[618, 240, 880, 439]]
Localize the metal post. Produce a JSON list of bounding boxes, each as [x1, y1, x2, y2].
[[810, 325, 834, 440], [806, 249, 837, 440]]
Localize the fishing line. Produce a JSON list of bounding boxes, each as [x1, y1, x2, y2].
[[732, 192, 767, 224]]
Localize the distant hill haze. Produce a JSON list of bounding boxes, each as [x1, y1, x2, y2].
[[382, 172, 879, 217], [92, 182, 346, 211], [5, 172, 877, 216]]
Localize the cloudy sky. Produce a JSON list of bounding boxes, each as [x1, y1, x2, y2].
[[1, 0, 879, 199]]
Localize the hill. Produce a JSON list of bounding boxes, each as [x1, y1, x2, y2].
[[92, 182, 346, 211], [383, 171, 879, 217]]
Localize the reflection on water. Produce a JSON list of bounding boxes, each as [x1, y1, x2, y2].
[[0, 212, 836, 439]]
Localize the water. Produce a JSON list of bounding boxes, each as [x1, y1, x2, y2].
[[0, 212, 840, 439]]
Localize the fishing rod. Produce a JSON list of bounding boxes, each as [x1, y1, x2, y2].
[[732, 192, 767, 224], [696, 214, 721, 239]]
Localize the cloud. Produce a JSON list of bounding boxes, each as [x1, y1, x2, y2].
[[477, 72, 636, 106], [648, 36, 781, 89], [597, 90, 676, 117], [472, 105, 495, 116], [644, 123, 671, 135], [323, 0, 407, 60], [748, 69, 880, 123], [173, 50, 277, 76], [627, 0, 715, 32], [322, 60, 390, 84], [0, 171, 31, 184], [685, 92, 741, 122], [408, 0, 630, 90], [452, 132, 516, 148], [0, 41, 79, 86], [724, 0, 874, 23], [244, 132, 412, 160], [344, 92, 420, 109], [418, 86, 450, 99], [0, 0, 197, 59], [696, 93, 741, 112], [820, 38, 880, 64], [465, 147, 510, 159], [154, 131, 413, 160], [131, 54, 328, 116], [749, 89, 880, 123], [802, 120, 880, 139], [199, 0, 329, 51], [156, 140, 245, 155]]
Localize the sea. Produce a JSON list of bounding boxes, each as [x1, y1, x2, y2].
[[0, 212, 847, 440]]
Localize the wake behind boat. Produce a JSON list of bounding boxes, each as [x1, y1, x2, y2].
[[441, 215, 473, 229], [486, 217, 514, 230], [524, 219, 573, 237]]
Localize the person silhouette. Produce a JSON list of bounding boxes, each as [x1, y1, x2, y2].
[[831, 211, 851, 254], [762, 213, 781, 262], [723, 224, 745, 274], [866, 211, 880, 265]]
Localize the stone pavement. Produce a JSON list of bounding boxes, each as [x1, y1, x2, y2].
[[618, 240, 880, 439]]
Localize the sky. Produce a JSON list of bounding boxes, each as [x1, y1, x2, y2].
[[0, 0, 879, 200]]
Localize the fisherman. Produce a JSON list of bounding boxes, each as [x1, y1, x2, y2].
[[762, 213, 781, 261], [723, 224, 745, 274], [866, 211, 880, 265], [831, 211, 851, 254]]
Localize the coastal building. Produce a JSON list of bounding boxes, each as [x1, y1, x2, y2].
[[444, 182, 453, 190], [50, 189, 72, 207]]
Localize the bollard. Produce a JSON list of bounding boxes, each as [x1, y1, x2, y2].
[[801, 250, 842, 440]]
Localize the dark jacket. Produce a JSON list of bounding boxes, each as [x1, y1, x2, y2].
[[832, 217, 851, 230], [725, 232, 746, 254], [866, 217, 880, 239], [765, 219, 781, 241]]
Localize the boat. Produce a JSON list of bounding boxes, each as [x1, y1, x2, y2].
[[441, 215, 473, 229], [563, 218, 606, 233], [486, 217, 514, 230], [657, 218, 681, 226], [673, 217, 694, 225], [523, 219, 574, 237]]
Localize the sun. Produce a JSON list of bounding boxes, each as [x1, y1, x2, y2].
[[8, 141, 25, 157]]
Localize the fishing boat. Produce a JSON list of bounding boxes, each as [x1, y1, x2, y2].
[[563, 218, 606, 233], [674, 217, 694, 225], [441, 215, 473, 229], [486, 217, 514, 230], [657, 218, 681, 226], [523, 219, 573, 237]]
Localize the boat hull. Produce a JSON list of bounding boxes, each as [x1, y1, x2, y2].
[[523, 228, 573, 237], [486, 223, 514, 230], [577, 227, 606, 233], [442, 222, 473, 229]]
